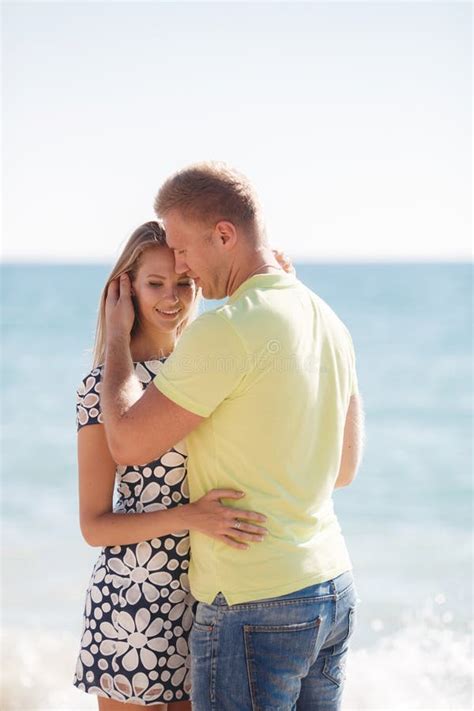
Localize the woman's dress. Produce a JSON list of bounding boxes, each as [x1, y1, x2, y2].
[[73, 359, 195, 705]]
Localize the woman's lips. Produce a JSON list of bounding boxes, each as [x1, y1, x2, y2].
[[156, 308, 182, 319]]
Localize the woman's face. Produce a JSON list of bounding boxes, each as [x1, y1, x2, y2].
[[131, 246, 197, 334]]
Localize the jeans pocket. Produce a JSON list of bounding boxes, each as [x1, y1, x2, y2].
[[244, 617, 322, 711], [322, 605, 357, 687]]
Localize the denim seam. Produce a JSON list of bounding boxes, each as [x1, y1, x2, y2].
[[223, 594, 337, 611], [210, 617, 219, 707], [335, 582, 356, 600], [243, 628, 259, 711], [345, 606, 356, 644], [326, 604, 356, 658], [243, 618, 322, 634], [322, 633, 352, 687], [322, 657, 343, 688]]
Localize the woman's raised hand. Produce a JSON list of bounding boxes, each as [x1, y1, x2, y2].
[[105, 273, 136, 344], [187, 489, 268, 550]]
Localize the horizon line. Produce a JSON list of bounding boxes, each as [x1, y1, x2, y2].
[[1, 256, 472, 267]]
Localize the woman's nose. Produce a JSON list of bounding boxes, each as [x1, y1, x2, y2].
[[162, 284, 179, 302]]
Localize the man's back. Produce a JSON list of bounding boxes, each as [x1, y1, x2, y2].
[[154, 271, 359, 604]]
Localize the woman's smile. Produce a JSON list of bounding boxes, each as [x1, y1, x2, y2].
[[155, 306, 182, 319]]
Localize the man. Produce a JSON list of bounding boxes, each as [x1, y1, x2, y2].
[[102, 162, 365, 710]]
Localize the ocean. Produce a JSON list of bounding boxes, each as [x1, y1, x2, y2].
[[1, 262, 472, 710]]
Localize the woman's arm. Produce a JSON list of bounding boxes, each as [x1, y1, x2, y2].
[[78, 424, 268, 550]]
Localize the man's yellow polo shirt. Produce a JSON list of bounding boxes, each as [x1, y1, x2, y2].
[[153, 272, 359, 605]]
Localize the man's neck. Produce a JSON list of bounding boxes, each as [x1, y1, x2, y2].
[[226, 248, 283, 297]]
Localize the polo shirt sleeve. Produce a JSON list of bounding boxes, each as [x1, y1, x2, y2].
[[348, 333, 359, 396], [153, 311, 248, 417]]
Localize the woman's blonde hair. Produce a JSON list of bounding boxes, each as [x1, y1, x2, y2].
[[92, 221, 201, 367]]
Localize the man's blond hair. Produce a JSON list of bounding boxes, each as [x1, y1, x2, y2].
[[154, 162, 263, 234]]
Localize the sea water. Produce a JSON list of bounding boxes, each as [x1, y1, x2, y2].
[[1, 262, 472, 710]]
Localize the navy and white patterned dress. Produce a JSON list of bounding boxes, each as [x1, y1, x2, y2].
[[73, 359, 196, 705]]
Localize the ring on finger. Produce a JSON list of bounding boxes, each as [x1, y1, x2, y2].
[[233, 519, 242, 530]]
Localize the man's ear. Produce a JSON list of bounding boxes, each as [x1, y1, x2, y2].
[[214, 220, 238, 249]]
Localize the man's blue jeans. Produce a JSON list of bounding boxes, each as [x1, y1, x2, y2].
[[190, 570, 359, 710]]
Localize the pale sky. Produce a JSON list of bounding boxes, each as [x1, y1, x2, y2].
[[3, 1, 472, 262]]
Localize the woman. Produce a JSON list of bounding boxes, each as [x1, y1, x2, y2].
[[73, 221, 275, 709]]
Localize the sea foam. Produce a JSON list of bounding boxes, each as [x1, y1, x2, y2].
[[1, 598, 472, 710]]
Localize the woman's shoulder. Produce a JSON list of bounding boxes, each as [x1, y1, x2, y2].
[[76, 366, 104, 429], [76, 358, 165, 391], [75, 359, 167, 431], [77, 364, 104, 394]]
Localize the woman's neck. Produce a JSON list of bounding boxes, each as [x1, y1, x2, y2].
[[130, 327, 176, 362]]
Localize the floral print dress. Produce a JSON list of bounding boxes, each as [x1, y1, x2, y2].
[[73, 360, 196, 705]]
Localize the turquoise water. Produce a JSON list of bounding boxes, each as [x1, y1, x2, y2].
[[1, 262, 472, 709]]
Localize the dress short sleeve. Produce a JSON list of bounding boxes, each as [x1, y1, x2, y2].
[[76, 367, 104, 430]]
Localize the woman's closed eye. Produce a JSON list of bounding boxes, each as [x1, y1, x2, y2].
[[147, 281, 193, 288]]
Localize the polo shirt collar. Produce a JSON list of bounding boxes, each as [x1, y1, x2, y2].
[[228, 271, 297, 303]]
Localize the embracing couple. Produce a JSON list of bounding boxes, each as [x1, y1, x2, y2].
[[73, 162, 364, 711]]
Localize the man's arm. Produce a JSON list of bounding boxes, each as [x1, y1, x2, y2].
[[101, 275, 204, 465], [334, 393, 365, 488]]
